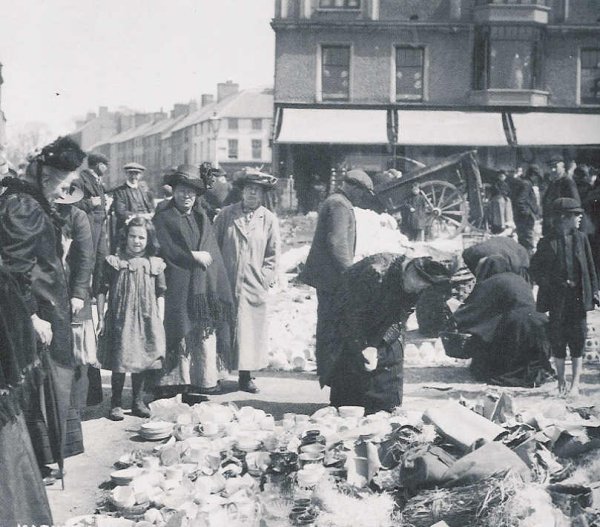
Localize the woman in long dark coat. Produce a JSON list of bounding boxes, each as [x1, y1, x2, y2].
[[153, 165, 234, 392], [325, 254, 452, 414], [0, 136, 87, 482], [0, 266, 53, 525]]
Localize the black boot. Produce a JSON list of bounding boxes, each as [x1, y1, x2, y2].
[[110, 372, 126, 421], [239, 370, 259, 394], [131, 373, 151, 418]]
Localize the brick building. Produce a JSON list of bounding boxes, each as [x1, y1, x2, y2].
[[0, 63, 6, 145], [271, 0, 600, 187]]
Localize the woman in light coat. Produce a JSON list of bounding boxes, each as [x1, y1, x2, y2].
[[214, 170, 280, 393]]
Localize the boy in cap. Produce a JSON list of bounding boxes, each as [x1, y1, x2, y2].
[[541, 155, 580, 235], [531, 197, 599, 396]]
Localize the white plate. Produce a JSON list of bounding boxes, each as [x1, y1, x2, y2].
[[140, 421, 173, 431]]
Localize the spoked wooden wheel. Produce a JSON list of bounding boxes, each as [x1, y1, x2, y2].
[[419, 180, 468, 240]]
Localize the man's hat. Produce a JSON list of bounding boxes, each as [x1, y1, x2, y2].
[[553, 197, 583, 214], [36, 136, 87, 172], [345, 169, 374, 194], [88, 152, 109, 167], [548, 154, 564, 166], [238, 168, 277, 189], [123, 162, 146, 173], [164, 164, 206, 193]]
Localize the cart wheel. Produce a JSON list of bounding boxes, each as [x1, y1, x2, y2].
[[419, 180, 468, 240]]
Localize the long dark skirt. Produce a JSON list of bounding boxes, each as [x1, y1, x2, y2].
[[24, 353, 83, 467], [0, 413, 53, 525], [469, 308, 554, 387]]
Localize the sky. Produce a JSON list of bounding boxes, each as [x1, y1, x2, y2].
[[0, 0, 275, 136]]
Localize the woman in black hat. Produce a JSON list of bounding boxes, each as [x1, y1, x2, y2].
[[0, 136, 87, 484], [153, 164, 234, 394]]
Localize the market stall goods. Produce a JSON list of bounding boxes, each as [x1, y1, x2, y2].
[[68, 395, 600, 527]]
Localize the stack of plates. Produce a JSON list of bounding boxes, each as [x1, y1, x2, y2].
[[139, 421, 173, 441], [110, 467, 142, 486]]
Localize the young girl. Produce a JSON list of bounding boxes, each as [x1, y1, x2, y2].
[[97, 216, 166, 420]]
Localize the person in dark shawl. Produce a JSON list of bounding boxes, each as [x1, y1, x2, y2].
[[324, 254, 452, 414], [0, 265, 53, 525], [153, 164, 234, 394], [462, 236, 531, 282], [453, 255, 553, 386], [0, 136, 87, 485]]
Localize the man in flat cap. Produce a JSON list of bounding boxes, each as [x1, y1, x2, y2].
[[299, 168, 374, 384], [111, 162, 155, 238], [541, 155, 580, 235], [72, 152, 109, 287]]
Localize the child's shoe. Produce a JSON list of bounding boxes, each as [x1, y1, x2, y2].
[[132, 401, 151, 418], [109, 407, 125, 421]]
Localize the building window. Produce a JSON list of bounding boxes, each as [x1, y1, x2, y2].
[[321, 45, 350, 100], [473, 26, 543, 90], [475, 0, 547, 5], [581, 49, 600, 105], [395, 47, 424, 101], [251, 118, 262, 130], [252, 140, 262, 160], [228, 118, 239, 130], [319, 0, 361, 9], [228, 139, 238, 159]]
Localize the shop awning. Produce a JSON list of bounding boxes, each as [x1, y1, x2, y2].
[[512, 112, 600, 146], [396, 111, 509, 146], [275, 108, 389, 144]]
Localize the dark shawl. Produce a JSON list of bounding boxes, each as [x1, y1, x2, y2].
[[153, 201, 234, 364], [454, 272, 536, 343], [0, 177, 73, 366], [463, 237, 530, 281]]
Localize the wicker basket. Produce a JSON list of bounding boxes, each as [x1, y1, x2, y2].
[[439, 331, 472, 359]]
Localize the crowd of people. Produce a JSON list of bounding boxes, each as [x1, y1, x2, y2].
[[0, 137, 281, 524], [0, 133, 599, 524]]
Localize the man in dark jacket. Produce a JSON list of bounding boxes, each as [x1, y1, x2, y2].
[[531, 197, 599, 396], [111, 162, 155, 238], [541, 155, 580, 235], [513, 164, 541, 254], [72, 152, 109, 290], [299, 169, 374, 382]]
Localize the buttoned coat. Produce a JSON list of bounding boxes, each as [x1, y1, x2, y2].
[[111, 183, 155, 233], [530, 230, 598, 318], [213, 202, 280, 370], [298, 191, 356, 293]]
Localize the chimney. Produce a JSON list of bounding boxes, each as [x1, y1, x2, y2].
[[170, 103, 189, 119], [217, 81, 239, 102], [99, 106, 109, 117], [201, 93, 214, 107], [188, 100, 198, 112]]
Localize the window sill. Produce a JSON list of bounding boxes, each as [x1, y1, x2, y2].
[[474, 4, 550, 24], [469, 89, 549, 106]]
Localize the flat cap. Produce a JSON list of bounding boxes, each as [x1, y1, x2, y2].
[[345, 169, 374, 193], [123, 162, 146, 172], [553, 197, 583, 214], [548, 154, 564, 166], [87, 152, 109, 166]]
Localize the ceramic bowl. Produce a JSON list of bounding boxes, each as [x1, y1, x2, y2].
[[338, 406, 365, 419], [300, 443, 326, 455]]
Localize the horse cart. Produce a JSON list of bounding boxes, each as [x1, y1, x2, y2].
[[374, 150, 486, 240]]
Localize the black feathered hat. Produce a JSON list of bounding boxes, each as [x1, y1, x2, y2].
[[36, 136, 86, 172]]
